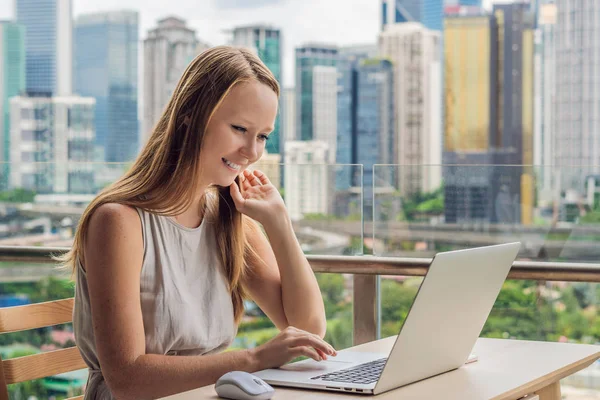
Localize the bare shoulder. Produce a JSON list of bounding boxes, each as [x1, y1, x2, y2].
[[90, 203, 139, 225], [83, 203, 142, 270]]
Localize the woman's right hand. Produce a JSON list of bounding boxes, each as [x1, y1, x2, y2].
[[250, 326, 337, 370]]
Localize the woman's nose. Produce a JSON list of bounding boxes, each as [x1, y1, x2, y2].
[[240, 138, 259, 161]]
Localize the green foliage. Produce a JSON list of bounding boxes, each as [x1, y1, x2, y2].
[[324, 310, 352, 350], [238, 318, 275, 333], [316, 274, 346, 316], [379, 278, 420, 338], [580, 211, 600, 224], [399, 186, 445, 221], [0, 188, 36, 202], [8, 379, 47, 400]]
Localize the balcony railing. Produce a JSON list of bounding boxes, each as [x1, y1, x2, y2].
[[2, 245, 599, 346]]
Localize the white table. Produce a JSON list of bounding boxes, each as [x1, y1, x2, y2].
[[162, 337, 600, 400]]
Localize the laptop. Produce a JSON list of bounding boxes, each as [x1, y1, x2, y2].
[[254, 242, 521, 395]]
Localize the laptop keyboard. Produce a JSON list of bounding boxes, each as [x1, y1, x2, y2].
[[310, 358, 387, 385]]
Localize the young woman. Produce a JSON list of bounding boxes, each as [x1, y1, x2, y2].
[[63, 45, 335, 399]]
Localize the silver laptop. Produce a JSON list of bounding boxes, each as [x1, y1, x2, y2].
[[255, 242, 521, 395]]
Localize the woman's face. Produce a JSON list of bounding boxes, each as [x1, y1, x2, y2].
[[199, 80, 278, 187]]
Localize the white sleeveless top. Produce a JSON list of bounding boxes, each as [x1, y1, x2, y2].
[[73, 207, 237, 399]]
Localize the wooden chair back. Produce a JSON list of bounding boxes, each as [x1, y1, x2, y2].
[[0, 298, 85, 400]]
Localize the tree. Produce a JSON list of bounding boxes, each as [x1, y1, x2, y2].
[[0, 188, 36, 202]]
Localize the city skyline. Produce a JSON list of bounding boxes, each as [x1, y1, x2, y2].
[[1, 0, 511, 88]]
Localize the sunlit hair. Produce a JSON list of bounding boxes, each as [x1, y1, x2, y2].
[[57, 45, 280, 324]]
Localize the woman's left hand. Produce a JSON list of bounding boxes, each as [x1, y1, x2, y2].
[[229, 169, 286, 225]]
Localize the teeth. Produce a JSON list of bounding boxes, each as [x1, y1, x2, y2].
[[223, 158, 241, 170]]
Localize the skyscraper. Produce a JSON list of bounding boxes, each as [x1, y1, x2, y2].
[[554, 0, 600, 191], [143, 17, 208, 145], [336, 45, 377, 190], [379, 23, 442, 195], [534, 2, 556, 202], [381, 0, 444, 31], [0, 22, 25, 190], [16, 0, 72, 96], [443, 3, 535, 224], [282, 87, 296, 143], [356, 59, 394, 213], [75, 11, 139, 163], [231, 25, 282, 154], [295, 44, 338, 143], [313, 65, 338, 164]]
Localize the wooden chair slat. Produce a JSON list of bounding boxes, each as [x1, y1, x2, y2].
[[3, 347, 86, 384], [0, 298, 74, 333]]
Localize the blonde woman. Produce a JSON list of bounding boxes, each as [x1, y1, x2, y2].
[[63, 46, 335, 399]]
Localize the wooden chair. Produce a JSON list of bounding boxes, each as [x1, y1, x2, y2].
[[0, 298, 86, 400]]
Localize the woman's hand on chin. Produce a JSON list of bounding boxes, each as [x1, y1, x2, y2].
[[229, 169, 287, 225]]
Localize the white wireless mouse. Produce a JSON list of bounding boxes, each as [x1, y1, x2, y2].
[[215, 371, 275, 400]]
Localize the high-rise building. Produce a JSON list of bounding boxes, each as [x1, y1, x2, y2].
[[534, 2, 556, 203], [0, 22, 25, 190], [379, 23, 442, 195], [284, 141, 330, 221], [313, 65, 338, 164], [9, 95, 96, 194], [336, 45, 378, 191], [357, 59, 394, 213], [443, 3, 535, 224], [16, 0, 72, 96], [143, 17, 207, 145], [295, 44, 338, 142], [282, 87, 296, 143], [75, 11, 139, 163], [381, 0, 444, 31], [554, 0, 600, 192], [231, 25, 282, 154]]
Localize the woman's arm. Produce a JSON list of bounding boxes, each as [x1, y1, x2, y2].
[[233, 169, 327, 338], [244, 217, 327, 338], [84, 204, 256, 398]]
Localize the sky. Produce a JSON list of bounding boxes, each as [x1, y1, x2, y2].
[[1, 0, 506, 87]]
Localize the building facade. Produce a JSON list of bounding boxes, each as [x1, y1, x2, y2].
[[295, 44, 338, 142], [284, 141, 330, 221], [312, 65, 338, 164], [16, 0, 72, 96], [554, 0, 600, 192], [381, 0, 444, 31], [379, 22, 442, 195], [0, 22, 25, 190], [143, 17, 207, 145], [9, 95, 96, 194], [534, 2, 557, 203], [74, 11, 139, 163], [443, 3, 535, 224]]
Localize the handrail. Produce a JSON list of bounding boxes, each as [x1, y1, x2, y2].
[[1, 246, 599, 283]]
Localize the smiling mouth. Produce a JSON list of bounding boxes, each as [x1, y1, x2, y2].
[[222, 157, 242, 171]]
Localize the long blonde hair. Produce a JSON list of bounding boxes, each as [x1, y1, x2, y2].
[[58, 46, 280, 324]]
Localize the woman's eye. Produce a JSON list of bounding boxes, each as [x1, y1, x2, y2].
[[232, 125, 246, 132], [259, 134, 270, 142]]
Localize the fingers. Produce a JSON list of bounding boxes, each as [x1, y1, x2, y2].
[[239, 173, 252, 192], [285, 333, 336, 356], [252, 169, 271, 186], [243, 169, 262, 187], [229, 182, 245, 208], [290, 346, 323, 362]]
